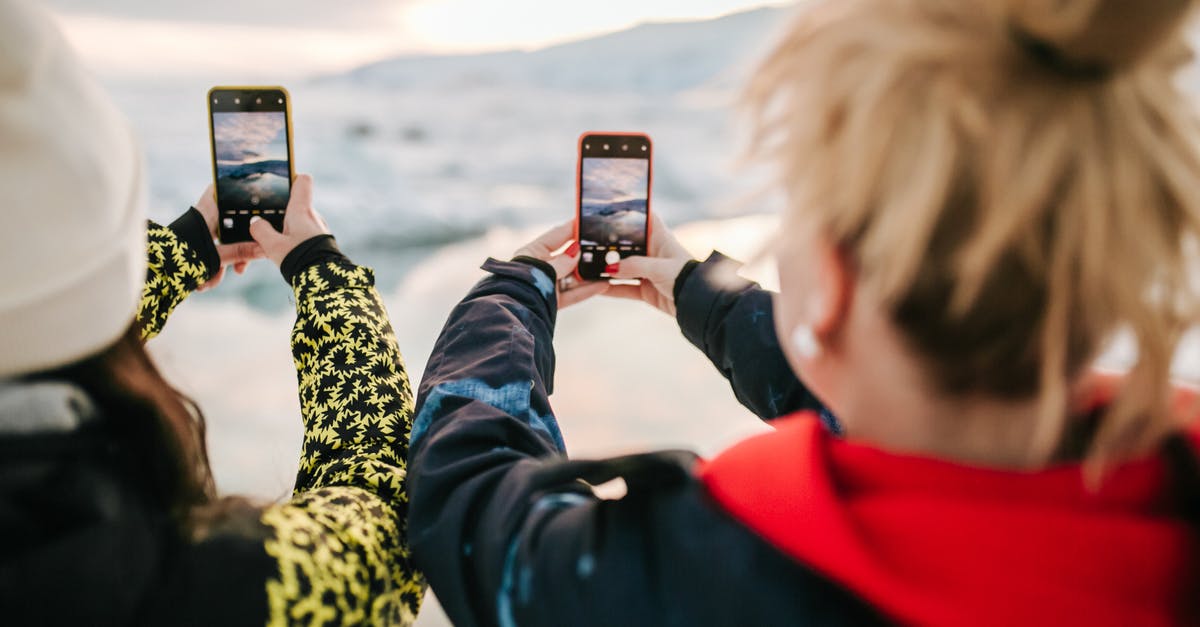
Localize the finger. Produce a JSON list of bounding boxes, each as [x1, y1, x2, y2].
[[200, 266, 226, 292], [249, 216, 285, 249], [519, 221, 576, 257], [195, 184, 217, 210], [234, 261, 248, 275], [602, 284, 645, 301], [194, 185, 219, 235], [215, 242, 264, 266], [608, 256, 669, 281], [287, 174, 313, 213], [547, 245, 580, 279], [559, 281, 609, 309]]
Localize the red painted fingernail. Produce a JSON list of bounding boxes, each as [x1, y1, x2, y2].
[[605, 263, 619, 274], [566, 242, 580, 258]]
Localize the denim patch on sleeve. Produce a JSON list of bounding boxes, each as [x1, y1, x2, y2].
[[412, 378, 566, 451], [528, 267, 555, 300]]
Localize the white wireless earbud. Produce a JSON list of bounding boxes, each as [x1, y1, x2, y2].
[[791, 325, 822, 359]]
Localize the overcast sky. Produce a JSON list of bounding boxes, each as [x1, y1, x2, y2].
[[212, 112, 287, 163], [583, 158, 650, 205], [45, 0, 786, 78]]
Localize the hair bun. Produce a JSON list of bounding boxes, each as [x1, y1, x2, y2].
[[1008, 0, 1193, 77]]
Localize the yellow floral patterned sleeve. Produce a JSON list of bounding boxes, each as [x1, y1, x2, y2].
[[260, 259, 424, 626], [136, 219, 423, 624], [138, 220, 213, 339]]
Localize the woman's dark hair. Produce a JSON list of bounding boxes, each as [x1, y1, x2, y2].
[[28, 323, 217, 533]]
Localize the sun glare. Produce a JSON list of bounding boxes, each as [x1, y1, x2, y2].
[[50, 0, 783, 77], [50, 13, 411, 78], [403, 0, 787, 52]]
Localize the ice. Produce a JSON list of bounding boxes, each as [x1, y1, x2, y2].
[[107, 7, 794, 291], [339, 7, 786, 93]]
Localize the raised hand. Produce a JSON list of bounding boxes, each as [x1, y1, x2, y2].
[[193, 184, 264, 292], [605, 213, 694, 316], [248, 174, 331, 267], [513, 221, 610, 309]]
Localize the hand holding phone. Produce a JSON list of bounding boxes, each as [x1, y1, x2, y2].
[[208, 86, 294, 244], [511, 221, 611, 310], [605, 213, 693, 317], [248, 174, 330, 267], [191, 184, 265, 292], [575, 132, 652, 281]]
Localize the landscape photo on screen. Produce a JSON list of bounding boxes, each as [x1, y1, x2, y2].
[[213, 111, 289, 212], [580, 157, 648, 248]]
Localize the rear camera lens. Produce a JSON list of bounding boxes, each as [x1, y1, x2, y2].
[[641, 145, 648, 151], [234, 98, 240, 104], [603, 144, 610, 150], [277, 98, 283, 104], [256, 97, 262, 104], [622, 144, 628, 151]]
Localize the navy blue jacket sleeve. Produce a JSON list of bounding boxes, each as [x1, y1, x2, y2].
[[408, 259, 710, 627], [675, 251, 830, 423], [407, 258, 871, 627], [408, 258, 569, 626]]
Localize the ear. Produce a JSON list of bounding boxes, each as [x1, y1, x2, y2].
[[809, 237, 854, 341]]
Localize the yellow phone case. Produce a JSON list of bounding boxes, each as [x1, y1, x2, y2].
[[206, 85, 295, 243]]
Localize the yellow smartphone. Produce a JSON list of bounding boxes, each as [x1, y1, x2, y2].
[[207, 86, 295, 244]]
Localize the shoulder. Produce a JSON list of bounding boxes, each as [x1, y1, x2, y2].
[[260, 486, 423, 626], [139, 501, 275, 625], [508, 448, 882, 627]]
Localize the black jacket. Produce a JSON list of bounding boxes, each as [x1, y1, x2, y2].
[[0, 211, 423, 626], [408, 253, 1200, 627], [408, 253, 885, 627]]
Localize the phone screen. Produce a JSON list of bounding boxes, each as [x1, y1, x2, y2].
[[577, 134, 651, 280], [209, 88, 291, 243]]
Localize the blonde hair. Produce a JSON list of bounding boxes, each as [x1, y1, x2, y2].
[[745, 0, 1200, 466]]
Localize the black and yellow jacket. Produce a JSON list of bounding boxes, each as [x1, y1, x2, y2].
[[0, 209, 423, 625]]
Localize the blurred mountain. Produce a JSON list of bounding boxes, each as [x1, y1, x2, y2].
[[584, 198, 648, 216], [333, 6, 793, 93], [218, 159, 290, 179]]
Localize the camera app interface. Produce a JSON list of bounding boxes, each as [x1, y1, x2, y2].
[[578, 136, 650, 279], [210, 90, 290, 238]]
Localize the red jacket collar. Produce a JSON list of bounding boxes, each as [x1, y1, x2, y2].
[[700, 392, 1200, 626]]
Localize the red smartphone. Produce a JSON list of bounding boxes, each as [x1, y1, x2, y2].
[[574, 132, 652, 281], [208, 86, 295, 244]]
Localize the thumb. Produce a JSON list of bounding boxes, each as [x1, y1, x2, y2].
[[609, 256, 671, 282], [216, 241, 265, 266], [249, 216, 284, 249], [548, 246, 580, 280]]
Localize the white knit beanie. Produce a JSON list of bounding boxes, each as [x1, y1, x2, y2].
[[0, 0, 147, 378]]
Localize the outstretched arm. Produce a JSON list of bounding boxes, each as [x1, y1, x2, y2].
[[408, 255, 570, 627], [137, 210, 219, 339], [249, 176, 424, 624], [138, 187, 260, 339], [408, 248, 781, 627], [674, 252, 829, 423], [605, 214, 830, 423]]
